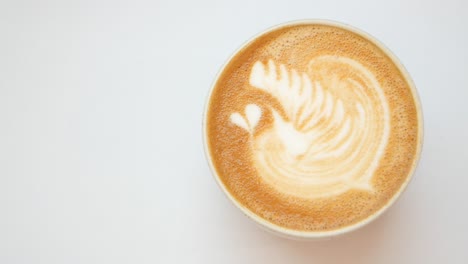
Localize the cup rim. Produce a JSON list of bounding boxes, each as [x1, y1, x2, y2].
[[202, 19, 424, 239]]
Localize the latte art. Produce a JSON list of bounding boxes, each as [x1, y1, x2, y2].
[[230, 56, 390, 198], [205, 22, 422, 233]]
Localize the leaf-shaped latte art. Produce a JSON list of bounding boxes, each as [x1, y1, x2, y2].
[[230, 104, 262, 134], [243, 56, 390, 198]]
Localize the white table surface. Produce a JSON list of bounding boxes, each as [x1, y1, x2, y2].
[[1, 0, 467, 263]]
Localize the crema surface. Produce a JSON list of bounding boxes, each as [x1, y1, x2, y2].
[[206, 23, 421, 231]]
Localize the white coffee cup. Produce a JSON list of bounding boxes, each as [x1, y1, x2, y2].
[[202, 19, 424, 240]]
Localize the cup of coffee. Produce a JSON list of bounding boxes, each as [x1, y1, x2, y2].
[[203, 20, 423, 239]]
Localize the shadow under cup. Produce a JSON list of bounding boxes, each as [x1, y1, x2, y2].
[[203, 20, 423, 239]]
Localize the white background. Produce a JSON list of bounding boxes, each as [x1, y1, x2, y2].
[[1, 0, 467, 263]]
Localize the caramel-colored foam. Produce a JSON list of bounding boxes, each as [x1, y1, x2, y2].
[[205, 23, 421, 232]]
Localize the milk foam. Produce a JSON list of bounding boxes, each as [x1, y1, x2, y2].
[[230, 104, 262, 135], [230, 56, 390, 198]]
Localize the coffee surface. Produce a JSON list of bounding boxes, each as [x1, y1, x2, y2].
[[205, 23, 421, 231]]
